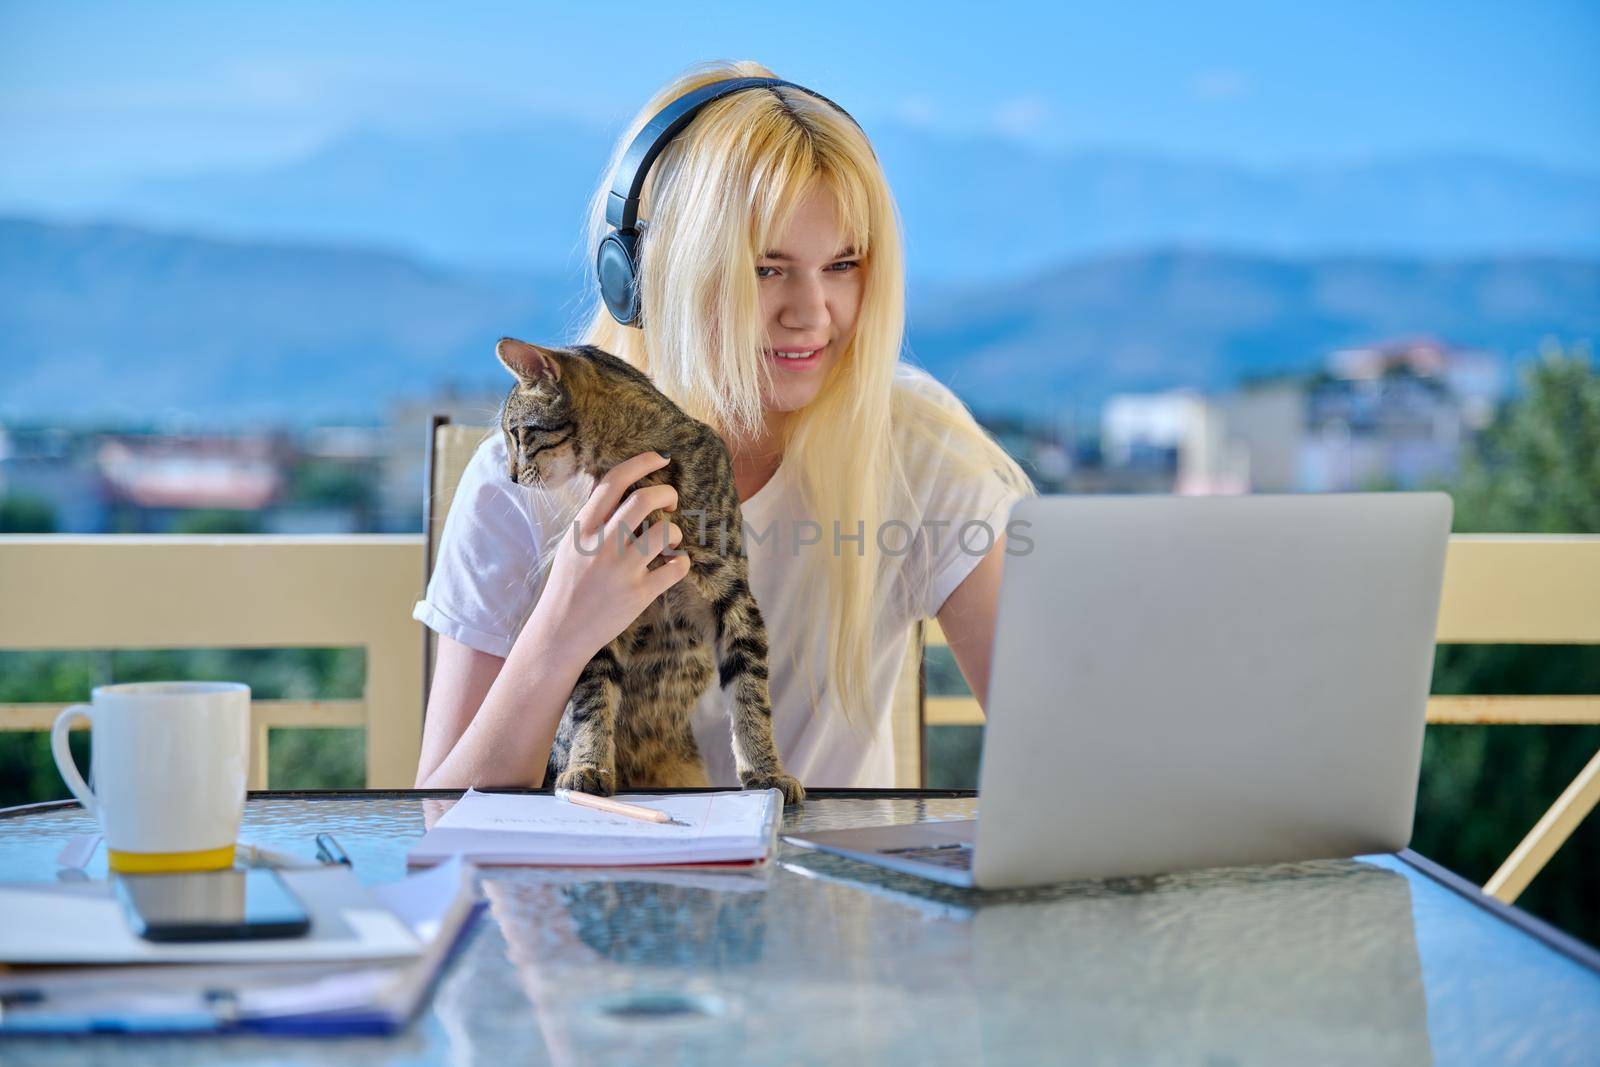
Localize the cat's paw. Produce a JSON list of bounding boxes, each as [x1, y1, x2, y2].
[[740, 770, 805, 805], [555, 764, 614, 796]]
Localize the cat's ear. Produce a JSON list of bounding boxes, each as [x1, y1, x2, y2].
[[496, 338, 563, 385]]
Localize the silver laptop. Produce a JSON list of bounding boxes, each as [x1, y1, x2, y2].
[[785, 492, 1452, 889]]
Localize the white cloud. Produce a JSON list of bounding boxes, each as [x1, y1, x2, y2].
[[893, 94, 938, 127], [992, 94, 1051, 138], [1192, 68, 1252, 102]]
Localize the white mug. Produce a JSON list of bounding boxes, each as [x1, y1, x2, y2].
[[52, 681, 250, 873]]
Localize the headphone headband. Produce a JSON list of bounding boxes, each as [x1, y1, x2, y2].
[[605, 77, 863, 232]]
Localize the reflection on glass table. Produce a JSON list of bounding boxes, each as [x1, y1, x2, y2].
[[0, 792, 1595, 1066]]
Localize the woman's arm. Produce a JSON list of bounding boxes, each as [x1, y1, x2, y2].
[[415, 623, 590, 788], [415, 637, 502, 786], [934, 533, 1008, 714]]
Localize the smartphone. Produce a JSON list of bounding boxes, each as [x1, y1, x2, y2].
[[114, 868, 311, 942]]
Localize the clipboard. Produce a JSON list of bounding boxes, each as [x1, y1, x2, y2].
[[0, 859, 483, 1036]]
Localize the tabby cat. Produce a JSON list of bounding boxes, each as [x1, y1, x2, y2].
[[495, 337, 804, 804]]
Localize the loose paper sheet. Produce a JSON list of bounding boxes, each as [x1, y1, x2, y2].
[[0, 858, 467, 965]]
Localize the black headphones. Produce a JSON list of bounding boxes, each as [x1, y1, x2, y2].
[[596, 77, 864, 328]]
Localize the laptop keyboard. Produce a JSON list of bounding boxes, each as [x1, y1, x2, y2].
[[877, 842, 974, 870]]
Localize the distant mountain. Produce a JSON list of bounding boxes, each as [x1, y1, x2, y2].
[[871, 134, 1600, 283], [908, 249, 1600, 415], [13, 120, 1599, 281], [1, 218, 1595, 424], [0, 218, 582, 424], [104, 118, 613, 276]]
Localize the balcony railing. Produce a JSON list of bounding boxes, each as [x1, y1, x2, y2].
[[0, 536, 422, 791], [1, 533, 1596, 904]]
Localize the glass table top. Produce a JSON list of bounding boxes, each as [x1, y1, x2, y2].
[[0, 792, 1595, 1066]]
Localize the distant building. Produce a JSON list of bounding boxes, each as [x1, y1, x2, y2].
[[0, 426, 106, 531], [98, 437, 281, 511], [1101, 390, 1248, 495], [1102, 392, 1195, 470], [95, 434, 284, 532], [1218, 380, 1305, 493], [1298, 336, 1501, 491], [1105, 336, 1503, 495], [381, 387, 504, 533]]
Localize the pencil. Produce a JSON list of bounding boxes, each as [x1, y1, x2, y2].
[[554, 787, 673, 824]]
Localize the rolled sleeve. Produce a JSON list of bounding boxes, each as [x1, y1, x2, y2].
[[412, 599, 518, 659]]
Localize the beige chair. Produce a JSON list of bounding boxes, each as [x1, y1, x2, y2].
[[423, 416, 928, 788], [1423, 537, 1600, 904]]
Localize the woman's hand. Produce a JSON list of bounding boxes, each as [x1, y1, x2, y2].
[[525, 451, 691, 661]]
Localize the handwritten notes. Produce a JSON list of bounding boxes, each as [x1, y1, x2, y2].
[[407, 789, 781, 868]]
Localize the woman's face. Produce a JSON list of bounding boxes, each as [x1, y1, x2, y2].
[[756, 188, 863, 416]]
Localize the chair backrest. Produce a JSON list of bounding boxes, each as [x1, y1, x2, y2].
[[422, 417, 498, 700], [1428, 535, 1600, 904], [422, 415, 927, 787], [891, 622, 926, 788]]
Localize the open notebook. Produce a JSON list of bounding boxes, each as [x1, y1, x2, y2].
[[407, 788, 784, 869]]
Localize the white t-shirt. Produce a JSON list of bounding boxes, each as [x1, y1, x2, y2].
[[413, 372, 1024, 787]]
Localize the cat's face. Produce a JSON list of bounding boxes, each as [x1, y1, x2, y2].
[[496, 338, 579, 489]]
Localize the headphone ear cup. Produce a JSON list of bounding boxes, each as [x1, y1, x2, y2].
[[597, 229, 642, 326]]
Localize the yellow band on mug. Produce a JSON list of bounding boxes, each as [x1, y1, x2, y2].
[[107, 843, 236, 873]]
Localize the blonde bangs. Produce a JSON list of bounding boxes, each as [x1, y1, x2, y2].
[[744, 115, 875, 266]]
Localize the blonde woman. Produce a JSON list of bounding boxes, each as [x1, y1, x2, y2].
[[414, 60, 1036, 790]]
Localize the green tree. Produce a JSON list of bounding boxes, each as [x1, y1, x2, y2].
[[289, 460, 377, 511], [171, 509, 263, 534], [1451, 342, 1600, 534], [283, 458, 380, 530], [0, 494, 57, 532], [1415, 342, 1600, 947]]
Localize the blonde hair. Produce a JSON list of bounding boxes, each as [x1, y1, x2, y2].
[[575, 59, 1036, 727]]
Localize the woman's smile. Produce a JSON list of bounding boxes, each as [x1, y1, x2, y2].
[[765, 341, 827, 371]]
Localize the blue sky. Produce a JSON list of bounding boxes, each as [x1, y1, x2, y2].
[[2, 0, 1597, 199]]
